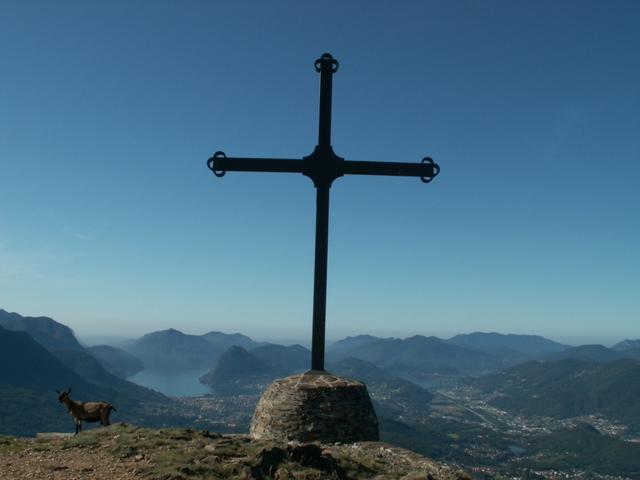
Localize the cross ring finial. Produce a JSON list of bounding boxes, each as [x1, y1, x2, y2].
[[315, 53, 339, 73], [207, 151, 227, 177], [420, 157, 440, 183]]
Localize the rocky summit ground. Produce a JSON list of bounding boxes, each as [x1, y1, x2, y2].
[[0, 424, 470, 480]]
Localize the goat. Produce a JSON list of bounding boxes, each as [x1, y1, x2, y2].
[[56, 388, 116, 434]]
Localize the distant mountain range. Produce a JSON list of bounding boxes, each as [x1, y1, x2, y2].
[[445, 332, 640, 365], [4, 306, 639, 379], [542, 344, 640, 363], [124, 328, 264, 370], [448, 331, 568, 361], [612, 339, 640, 352], [326, 335, 382, 359], [329, 335, 497, 377], [123, 328, 640, 388], [327, 332, 640, 382]]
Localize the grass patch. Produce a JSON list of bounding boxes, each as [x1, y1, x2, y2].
[[61, 430, 103, 449], [0, 435, 28, 454]]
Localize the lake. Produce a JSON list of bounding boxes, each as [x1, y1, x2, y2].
[[127, 369, 212, 397]]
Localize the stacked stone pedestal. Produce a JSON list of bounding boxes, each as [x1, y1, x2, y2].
[[250, 373, 379, 443]]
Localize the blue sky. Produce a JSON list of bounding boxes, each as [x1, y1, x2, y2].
[[1, 1, 638, 345]]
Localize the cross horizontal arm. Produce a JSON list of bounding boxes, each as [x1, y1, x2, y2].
[[208, 154, 303, 177], [208, 152, 440, 183], [343, 159, 439, 179]]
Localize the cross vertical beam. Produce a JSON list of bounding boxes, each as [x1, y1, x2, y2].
[[311, 186, 329, 371], [309, 53, 339, 372], [206, 53, 440, 374]]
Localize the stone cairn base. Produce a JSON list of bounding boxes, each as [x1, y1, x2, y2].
[[250, 372, 379, 443]]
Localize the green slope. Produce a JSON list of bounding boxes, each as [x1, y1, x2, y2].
[[477, 358, 640, 432]]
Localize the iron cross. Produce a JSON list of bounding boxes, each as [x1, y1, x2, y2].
[[207, 53, 440, 373]]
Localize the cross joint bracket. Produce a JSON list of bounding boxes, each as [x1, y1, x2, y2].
[[303, 145, 344, 188]]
